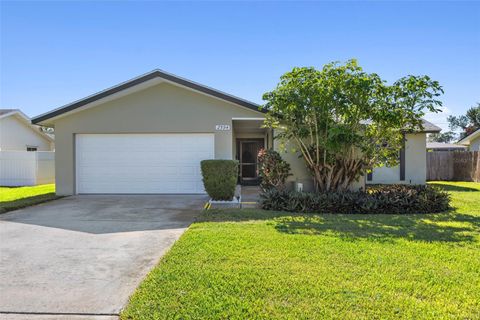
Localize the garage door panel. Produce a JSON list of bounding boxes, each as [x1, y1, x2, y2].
[[179, 166, 196, 175], [76, 134, 214, 194]]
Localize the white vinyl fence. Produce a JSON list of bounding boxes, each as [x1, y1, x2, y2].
[[0, 151, 55, 186]]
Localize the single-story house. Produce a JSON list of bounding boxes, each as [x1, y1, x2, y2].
[[0, 109, 55, 186], [458, 129, 480, 151], [426, 142, 467, 152], [32, 70, 440, 195], [366, 120, 441, 185], [0, 109, 54, 151]]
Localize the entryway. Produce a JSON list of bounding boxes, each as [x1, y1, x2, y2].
[[232, 118, 272, 186], [237, 139, 264, 185]]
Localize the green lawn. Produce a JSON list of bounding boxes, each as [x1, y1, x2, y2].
[[0, 184, 59, 213], [122, 182, 480, 320]]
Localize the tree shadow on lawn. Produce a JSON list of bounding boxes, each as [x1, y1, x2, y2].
[[429, 182, 479, 192], [274, 212, 480, 243], [199, 209, 480, 244]]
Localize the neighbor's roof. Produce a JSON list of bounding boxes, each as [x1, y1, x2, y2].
[[361, 118, 441, 133], [32, 69, 264, 124], [420, 119, 442, 133], [0, 109, 19, 116], [0, 108, 28, 119], [0, 109, 54, 141], [426, 142, 467, 150], [458, 128, 480, 145]]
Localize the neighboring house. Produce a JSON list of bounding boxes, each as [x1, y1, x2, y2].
[[0, 109, 55, 186], [0, 109, 54, 151], [32, 70, 438, 195], [458, 129, 480, 151], [426, 142, 467, 152]]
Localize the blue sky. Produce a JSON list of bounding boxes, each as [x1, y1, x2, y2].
[[1, 1, 479, 130]]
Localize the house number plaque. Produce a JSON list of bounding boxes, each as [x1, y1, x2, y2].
[[215, 124, 231, 131]]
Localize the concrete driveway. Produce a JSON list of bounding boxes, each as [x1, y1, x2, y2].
[[0, 195, 206, 319]]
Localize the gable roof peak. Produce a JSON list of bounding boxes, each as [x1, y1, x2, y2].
[[32, 69, 265, 125]]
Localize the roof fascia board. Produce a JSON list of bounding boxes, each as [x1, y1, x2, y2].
[[34, 77, 165, 125], [32, 71, 163, 125], [32, 70, 265, 125], [232, 117, 266, 120], [0, 110, 29, 120], [154, 70, 263, 112], [160, 78, 265, 116], [458, 129, 480, 145]]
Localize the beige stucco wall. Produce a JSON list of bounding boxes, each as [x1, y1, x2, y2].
[[367, 133, 427, 185], [0, 116, 53, 151], [273, 137, 314, 191], [273, 135, 365, 192], [274, 132, 428, 190], [51, 82, 263, 195], [469, 136, 480, 151]]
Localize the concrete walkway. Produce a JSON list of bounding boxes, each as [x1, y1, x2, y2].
[[0, 195, 206, 319], [241, 186, 261, 208]]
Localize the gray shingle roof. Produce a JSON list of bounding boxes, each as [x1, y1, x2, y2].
[[426, 142, 467, 149], [361, 118, 442, 133], [421, 119, 442, 133]]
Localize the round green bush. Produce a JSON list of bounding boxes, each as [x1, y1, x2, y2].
[[201, 160, 239, 201]]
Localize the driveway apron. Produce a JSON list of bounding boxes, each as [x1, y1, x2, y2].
[[0, 195, 205, 318]]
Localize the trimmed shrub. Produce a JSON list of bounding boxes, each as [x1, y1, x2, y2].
[[257, 149, 291, 191], [201, 160, 239, 201], [260, 184, 450, 214]]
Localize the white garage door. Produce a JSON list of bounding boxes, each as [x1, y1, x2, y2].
[[75, 134, 214, 194]]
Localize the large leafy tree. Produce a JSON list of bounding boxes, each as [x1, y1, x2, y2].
[[447, 103, 480, 139], [427, 103, 480, 143], [263, 60, 443, 192], [428, 132, 456, 143]]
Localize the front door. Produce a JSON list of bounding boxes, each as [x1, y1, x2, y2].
[[238, 139, 264, 184]]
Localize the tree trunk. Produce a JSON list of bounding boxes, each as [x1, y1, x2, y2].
[[306, 157, 365, 192]]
